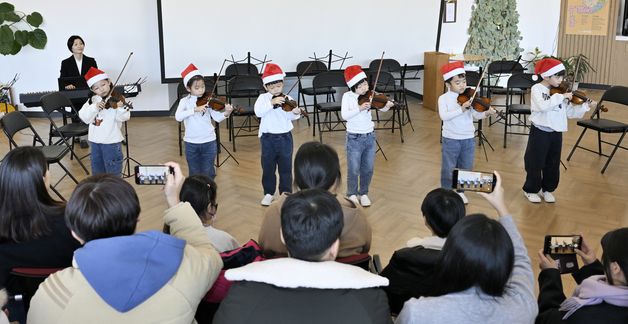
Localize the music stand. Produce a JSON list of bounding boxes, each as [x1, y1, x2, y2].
[[121, 120, 143, 178], [215, 122, 239, 167]]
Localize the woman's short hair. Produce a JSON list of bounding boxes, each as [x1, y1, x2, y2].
[[430, 214, 514, 297], [179, 174, 217, 222], [601, 227, 628, 285], [0, 147, 64, 242], [66, 35, 84, 52], [294, 141, 340, 191], [421, 188, 466, 238], [65, 174, 140, 242]]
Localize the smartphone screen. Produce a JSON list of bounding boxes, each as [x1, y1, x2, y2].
[[544, 235, 582, 255], [134, 165, 172, 185], [452, 169, 496, 193]]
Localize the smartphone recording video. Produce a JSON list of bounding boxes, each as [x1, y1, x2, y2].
[[452, 169, 496, 193], [134, 165, 173, 185], [544, 235, 582, 255]]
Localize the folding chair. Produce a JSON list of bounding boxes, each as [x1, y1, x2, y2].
[[227, 75, 264, 151], [567, 86, 628, 173], [366, 71, 404, 142], [368, 59, 413, 130], [503, 73, 537, 148], [485, 60, 525, 126], [40, 92, 90, 175], [312, 71, 347, 143], [336, 253, 382, 274], [1, 111, 79, 200], [296, 60, 334, 126], [9, 267, 64, 313]]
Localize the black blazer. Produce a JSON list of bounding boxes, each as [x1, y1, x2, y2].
[[59, 55, 98, 90]]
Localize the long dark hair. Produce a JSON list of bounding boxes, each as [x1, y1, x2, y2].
[[180, 175, 217, 223], [601, 228, 628, 285], [0, 147, 64, 242], [428, 214, 514, 297]]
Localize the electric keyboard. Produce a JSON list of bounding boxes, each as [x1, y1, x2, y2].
[[19, 83, 142, 108]]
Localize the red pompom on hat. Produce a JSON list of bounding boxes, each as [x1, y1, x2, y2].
[[262, 63, 285, 85], [440, 61, 465, 80], [534, 58, 565, 79], [181, 63, 202, 85], [344, 65, 367, 88], [85, 67, 109, 88]]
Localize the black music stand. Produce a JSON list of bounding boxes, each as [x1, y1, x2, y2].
[[375, 139, 388, 161], [215, 122, 238, 167], [121, 120, 142, 178]]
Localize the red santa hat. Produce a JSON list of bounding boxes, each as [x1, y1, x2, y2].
[[262, 63, 285, 85], [344, 65, 366, 88], [85, 67, 109, 88], [181, 63, 202, 85], [534, 58, 565, 79], [440, 61, 466, 80]]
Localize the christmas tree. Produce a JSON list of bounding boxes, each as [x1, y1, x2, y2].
[[464, 0, 523, 61]]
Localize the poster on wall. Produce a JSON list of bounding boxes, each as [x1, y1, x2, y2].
[[565, 0, 610, 36]]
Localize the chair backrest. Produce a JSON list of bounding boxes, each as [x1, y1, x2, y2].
[[312, 71, 347, 89], [225, 63, 259, 78], [40, 92, 76, 116], [600, 86, 628, 106], [369, 59, 402, 73], [297, 60, 328, 76], [488, 60, 524, 75], [229, 75, 264, 93], [507, 73, 537, 89], [465, 71, 481, 86], [366, 71, 396, 88], [1, 111, 32, 140]]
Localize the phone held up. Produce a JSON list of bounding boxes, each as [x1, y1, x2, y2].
[[134, 165, 174, 185], [543, 235, 583, 274], [451, 169, 497, 193]]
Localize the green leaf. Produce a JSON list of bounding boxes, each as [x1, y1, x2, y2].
[[26, 12, 42, 27], [14, 29, 27, 45], [28, 28, 46, 49], [4, 11, 19, 22], [8, 39, 20, 54], [0, 13, 5, 24], [0, 2, 14, 13], [0, 24, 14, 55]]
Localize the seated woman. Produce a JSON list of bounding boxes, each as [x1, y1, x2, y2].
[[380, 188, 465, 315], [536, 229, 628, 323], [396, 172, 538, 324], [179, 175, 239, 252], [258, 141, 371, 258], [0, 147, 81, 289]]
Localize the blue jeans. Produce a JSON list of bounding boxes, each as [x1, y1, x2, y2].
[[90, 141, 123, 177], [260, 132, 293, 195], [441, 137, 475, 189], [185, 141, 217, 179], [346, 132, 376, 196]]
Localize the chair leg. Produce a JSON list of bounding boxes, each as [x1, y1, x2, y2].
[[49, 185, 65, 201], [567, 128, 588, 161], [601, 131, 626, 174], [598, 131, 602, 155]]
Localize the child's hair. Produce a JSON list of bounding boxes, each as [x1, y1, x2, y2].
[[264, 79, 283, 87], [350, 78, 368, 92], [66, 35, 84, 52], [281, 189, 343, 261], [186, 74, 204, 89], [0, 147, 64, 242], [65, 174, 141, 242], [444, 73, 466, 84], [179, 175, 217, 223], [294, 141, 341, 191], [88, 79, 112, 104], [420, 188, 466, 238], [600, 227, 628, 285], [428, 214, 514, 297]]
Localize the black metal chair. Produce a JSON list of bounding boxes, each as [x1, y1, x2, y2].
[[312, 71, 347, 143], [485, 60, 525, 118], [368, 59, 413, 130], [503, 73, 537, 148], [567, 86, 628, 173], [227, 75, 264, 151], [224, 63, 260, 99], [0, 111, 79, 200], [40, 92, 90, 175], [366, 71, 404, 142], [296, 60, 335, 126]]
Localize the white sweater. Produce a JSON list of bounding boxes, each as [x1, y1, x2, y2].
[[341, 91, 383, 134], [529, 83, 589, 132], [254, 92, 300, 137], [175, 95, 226, 144], [79, 96, 130, 144], [438, 91, 488, 140]]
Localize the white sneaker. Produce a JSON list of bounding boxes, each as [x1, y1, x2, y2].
[[524, 191, 542, 203], [541, 191, 556, 203], [347, 195, 360, 206], [456, 192, 469, 204], [360, 195, 372, 207], [260, 194, 274, 206]]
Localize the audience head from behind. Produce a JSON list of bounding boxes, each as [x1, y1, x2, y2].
[[0, 146, 64, 242], [65, 174, 141, 244], [180, 174, 218, 225], [421, 188, 465, 238], [431, 213, 514, 297], [280, 189, 344, 262], [294, 141, 341, 192], [601, 228, 628, 286]]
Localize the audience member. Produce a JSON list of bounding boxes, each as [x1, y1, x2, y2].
[[27, 163, 223, 323], [214, 189, 391, 323], [380, 188, 465, 314], [396, 172, 538, 323]]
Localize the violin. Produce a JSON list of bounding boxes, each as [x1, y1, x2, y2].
[[457, 88, 491, 112], [357, 90, 398, 109], [272, 94, 308, 117], [104, 90, 133, 109], [197, 93, 229, 111], [549, 83, 602, 109]]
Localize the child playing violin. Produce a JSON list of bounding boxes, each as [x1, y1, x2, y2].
[[438, 61, 497, 204], [175, 64, 233, 179], [341, 65, 394, 207], [523, 58, 594, 203], [79, 67, 130, 176], [254, 63, 302, 206]]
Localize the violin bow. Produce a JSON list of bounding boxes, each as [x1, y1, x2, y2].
[[201, 59, 227, 116], [369, 52, 386, 106], [102, 52, 134, 108], [469, 62, 489, 103], [283, 61, 314, 96]]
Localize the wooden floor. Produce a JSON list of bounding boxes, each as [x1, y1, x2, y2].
[[2, 90, 627, 294]]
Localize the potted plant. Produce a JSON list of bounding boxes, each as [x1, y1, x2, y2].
[[563, 54, 595, 89], [0, 2, 47, 55]]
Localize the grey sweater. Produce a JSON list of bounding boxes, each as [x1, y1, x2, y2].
[[395, 215, 538, 324]]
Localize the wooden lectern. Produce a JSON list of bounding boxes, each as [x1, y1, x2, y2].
[[423, 52, 450, 111]]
